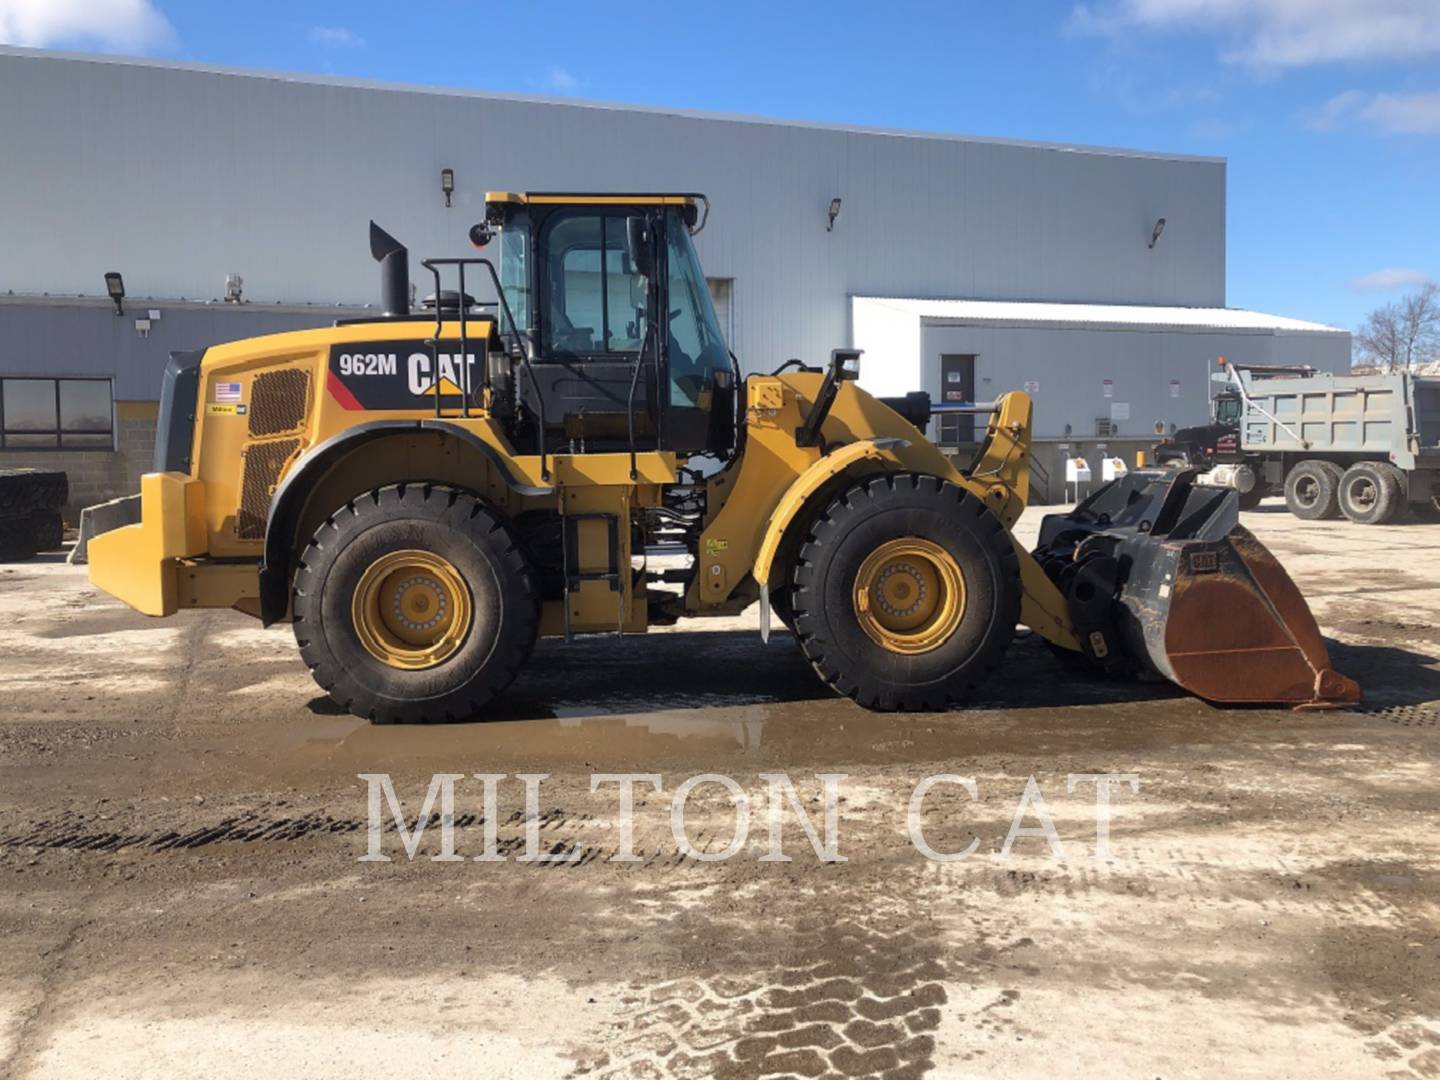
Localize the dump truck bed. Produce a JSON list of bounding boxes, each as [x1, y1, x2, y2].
[[1235, 369, 1440, 470]]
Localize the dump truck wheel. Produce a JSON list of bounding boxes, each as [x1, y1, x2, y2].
[[292, 483, 539, 724], [1339, 461, 1404, 525], [790, 473, 1019, 711], [1284, 460, 1342, 520]]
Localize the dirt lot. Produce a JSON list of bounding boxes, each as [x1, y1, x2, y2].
[[1, 499, 1437, 1079]]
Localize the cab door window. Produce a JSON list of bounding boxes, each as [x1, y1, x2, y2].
[[540, 213, 648, 358]]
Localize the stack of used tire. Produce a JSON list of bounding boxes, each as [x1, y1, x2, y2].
[[0, 469, 68, 561]]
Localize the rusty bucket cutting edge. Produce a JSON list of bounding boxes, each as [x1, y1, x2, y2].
[[1032, 470, 1362, 711]]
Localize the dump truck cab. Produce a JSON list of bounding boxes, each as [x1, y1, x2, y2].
[[1152, 389, 1243, 469]]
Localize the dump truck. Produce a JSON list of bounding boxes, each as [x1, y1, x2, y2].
[[1149, 385, 1258, 507], [0, 469, 68, 561], [85, 193, 1358, 720], [1153, 360, 1440, 524]]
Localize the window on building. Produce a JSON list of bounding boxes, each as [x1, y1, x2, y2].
[[0, 377, 115, 450]]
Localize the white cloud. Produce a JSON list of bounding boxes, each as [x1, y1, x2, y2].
[[1306, 89, 1440, 134], [1349, 268, 1435, 293], [309, 25, 365, 49], [0, 0, 174, 52], [1188, 116, 1238, 141], [542, 66, 585, 93], [1070, 0, 1440, 71]]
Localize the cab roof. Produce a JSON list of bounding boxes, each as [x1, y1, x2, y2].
[[485, 191, 705, 207]]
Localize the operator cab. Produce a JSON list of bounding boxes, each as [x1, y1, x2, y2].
[[478, 192, 735, 459]]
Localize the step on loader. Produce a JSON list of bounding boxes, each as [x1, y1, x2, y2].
[[85, 193, 1359, 721]]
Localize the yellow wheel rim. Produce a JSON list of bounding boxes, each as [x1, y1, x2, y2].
[[351, 550, 473, 670], [852, 538, 966, 655]]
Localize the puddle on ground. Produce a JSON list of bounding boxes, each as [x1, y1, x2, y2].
[[208, 686, 1293, 788]]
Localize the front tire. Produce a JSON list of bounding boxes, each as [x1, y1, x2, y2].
[[790, 474, 1020, 711], [293, 483, 539, 724]]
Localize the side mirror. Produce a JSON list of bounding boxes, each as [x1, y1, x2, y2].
[[468, 222, 493, 248], [831, 348, 862, 382], [626, 216, 655, 278]]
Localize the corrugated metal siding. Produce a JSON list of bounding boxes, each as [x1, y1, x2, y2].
[[914, 322, 1352, 440], [0, 301, 348, 400], [0, 49, 1226, 377]]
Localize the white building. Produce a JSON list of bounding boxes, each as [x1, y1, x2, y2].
[[0, 46, 1348, 507]]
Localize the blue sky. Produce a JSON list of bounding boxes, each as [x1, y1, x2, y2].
[[3, 0, 1438, 331]]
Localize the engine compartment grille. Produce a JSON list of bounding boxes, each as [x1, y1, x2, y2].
[[248, 369, 310, 438], [237, 438, 301, 540]]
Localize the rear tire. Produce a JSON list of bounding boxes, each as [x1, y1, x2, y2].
[[293, 483, 539, 724], [1285, 460, 1342, 520], [790, 473, 1020, 712], [1338, 462, 1404, 525]]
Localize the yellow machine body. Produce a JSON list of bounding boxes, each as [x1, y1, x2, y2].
[[87, 317, 1079, 648]]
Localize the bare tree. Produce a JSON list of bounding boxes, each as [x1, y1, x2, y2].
[[1356, 282, 1440, 372]]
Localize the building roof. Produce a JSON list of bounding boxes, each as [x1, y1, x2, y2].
[[0, 45, 1223, 166], [855, 297, 1346, 335]]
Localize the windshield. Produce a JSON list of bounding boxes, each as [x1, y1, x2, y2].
[[664, 210, 729, 408]]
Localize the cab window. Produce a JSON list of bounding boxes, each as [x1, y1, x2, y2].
[[540, 213, 648, 357], [664, 210, 729, 407]]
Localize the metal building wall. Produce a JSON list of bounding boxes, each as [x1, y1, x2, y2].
[[0, 300, 353, 401], [0, 47, 1227, 378], [916, 322, 1352, 441]]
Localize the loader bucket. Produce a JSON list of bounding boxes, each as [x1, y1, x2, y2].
[[1032, 470, 1360, 709]]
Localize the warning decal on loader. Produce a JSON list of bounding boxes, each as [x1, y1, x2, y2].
[[327, 341, 481, 410]]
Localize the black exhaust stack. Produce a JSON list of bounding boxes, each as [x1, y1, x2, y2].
[[369, 220, 410, 317]]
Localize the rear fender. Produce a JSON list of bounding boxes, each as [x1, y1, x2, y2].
[[258, 420, 549, 624]]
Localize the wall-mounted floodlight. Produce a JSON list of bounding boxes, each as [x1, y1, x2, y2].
[[1148, 217, 1167, 249], [104, 271, 125, 315], [441, 167, 456, 208], [225, 273, 244, 303], [827, 197, 842, 232]]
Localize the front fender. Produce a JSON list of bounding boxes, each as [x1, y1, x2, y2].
[[751, 437, 907, 591]]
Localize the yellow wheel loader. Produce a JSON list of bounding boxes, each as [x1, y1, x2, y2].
[[86, 193, 1359, 722]]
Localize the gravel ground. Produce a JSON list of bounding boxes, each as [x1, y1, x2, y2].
[[0, 498, 1437, 1079]]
